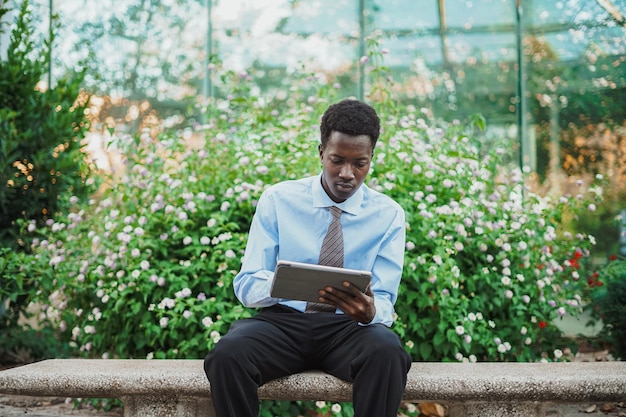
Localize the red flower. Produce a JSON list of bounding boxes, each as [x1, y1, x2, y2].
[[538, 321, 548, 329], [609, 254, 618, 261], [587, 272, 604, 288]]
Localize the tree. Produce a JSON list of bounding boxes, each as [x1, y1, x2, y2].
[[0, 0, 96, 246]]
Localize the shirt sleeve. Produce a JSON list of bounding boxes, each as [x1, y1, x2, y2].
[[232, 190, 281, 308], [361, 206, 406, 327]]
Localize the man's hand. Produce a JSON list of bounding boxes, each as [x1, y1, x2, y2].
[[318, 281, 376, 324]]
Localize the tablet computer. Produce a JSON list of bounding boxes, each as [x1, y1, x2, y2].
[[270, 260, 372, 304]]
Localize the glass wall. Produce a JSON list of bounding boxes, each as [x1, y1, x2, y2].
[[4, 0, 626, 250]]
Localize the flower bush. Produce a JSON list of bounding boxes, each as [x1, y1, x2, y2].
[[18, 39, 603, 414]]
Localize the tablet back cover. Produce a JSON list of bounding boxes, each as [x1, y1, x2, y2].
[[270, 261, 371, 303]]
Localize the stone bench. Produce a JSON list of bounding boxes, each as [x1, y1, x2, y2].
[[0, 359, 625, 417]]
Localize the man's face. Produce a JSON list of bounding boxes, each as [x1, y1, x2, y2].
[[319, 131, 373, 203]]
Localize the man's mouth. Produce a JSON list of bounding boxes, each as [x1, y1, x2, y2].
[[336, 182, 353, 190]]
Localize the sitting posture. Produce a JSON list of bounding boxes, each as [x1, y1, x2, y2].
[[204, 99, 411, 417]]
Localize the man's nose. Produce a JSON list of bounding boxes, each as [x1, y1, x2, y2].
[[339, 164, 355, 179]]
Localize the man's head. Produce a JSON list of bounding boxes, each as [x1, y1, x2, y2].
[[320, 99, 380, 148], [318, 99, 380, 203]]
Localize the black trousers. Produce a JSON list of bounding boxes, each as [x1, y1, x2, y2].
[[204, 304, 412, 417]]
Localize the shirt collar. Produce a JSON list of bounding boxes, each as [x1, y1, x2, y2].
[[312, 174, 363, 216]]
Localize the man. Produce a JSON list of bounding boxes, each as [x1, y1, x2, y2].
[[204, 99, 411, 417]]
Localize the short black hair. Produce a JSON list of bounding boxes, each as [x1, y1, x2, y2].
[[320, 99, 380, 148]]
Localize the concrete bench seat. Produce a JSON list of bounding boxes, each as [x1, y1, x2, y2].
[[0, 359, 625, 417]]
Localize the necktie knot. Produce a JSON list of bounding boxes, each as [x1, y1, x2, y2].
[[329, 205, 342, 219]]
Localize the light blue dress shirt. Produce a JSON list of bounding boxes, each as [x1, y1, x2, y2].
[[233, 174, 406, 326]]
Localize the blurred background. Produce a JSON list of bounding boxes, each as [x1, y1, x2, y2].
[[1, 0, 625, 254]]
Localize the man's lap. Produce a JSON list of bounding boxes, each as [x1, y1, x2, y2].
[[208, 303, 407, 383]]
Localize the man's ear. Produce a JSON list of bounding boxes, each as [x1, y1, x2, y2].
[[318, 144, 324, 160]]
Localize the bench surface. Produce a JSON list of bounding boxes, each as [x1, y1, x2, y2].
[[0, 359, 625, 403]]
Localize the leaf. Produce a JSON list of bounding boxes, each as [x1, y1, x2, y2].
[[419, 341, 433, 360], [418, 402, 446, 417]]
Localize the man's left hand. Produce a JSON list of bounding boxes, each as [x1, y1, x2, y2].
[[318, 282, 376, 324]]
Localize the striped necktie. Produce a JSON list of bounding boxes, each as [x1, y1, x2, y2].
[[306, 206, 343, 313]]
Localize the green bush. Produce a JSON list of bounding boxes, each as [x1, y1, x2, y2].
[[22, 37, 602, 415], [587, 256, 626, 360]]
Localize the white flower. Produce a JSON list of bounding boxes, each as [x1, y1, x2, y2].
[[331, 403, 341, 413], [159, 317, 169, 328], [176, 288, 192, 298], [455, 325, 465, 335], [202, 317, 214, 327], [316, 401, 326, 409], [183, 236, 193, 245]]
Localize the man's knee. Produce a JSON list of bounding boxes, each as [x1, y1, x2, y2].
[[204, 337, 244, 377]]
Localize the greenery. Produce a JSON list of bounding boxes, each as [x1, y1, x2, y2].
[[587, 255, 626, 360], [0, 0, 96, 244], [0, 0, 96, 350]]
